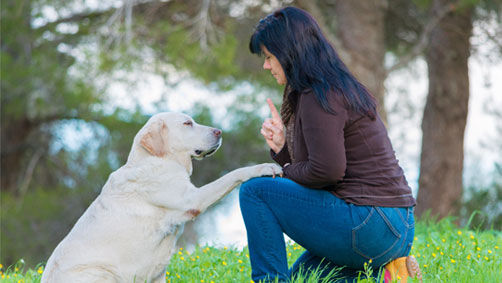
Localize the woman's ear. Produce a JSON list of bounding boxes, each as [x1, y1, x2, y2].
[[140, 119, 169, 157]]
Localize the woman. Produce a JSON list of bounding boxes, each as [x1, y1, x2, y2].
[[239, 7, 422, 283]]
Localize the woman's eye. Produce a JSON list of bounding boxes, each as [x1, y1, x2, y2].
[[183, 121, 193, 126]]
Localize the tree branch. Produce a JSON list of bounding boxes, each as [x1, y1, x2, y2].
[[18, 148, 44, 197], [385, 3, 457, 76]]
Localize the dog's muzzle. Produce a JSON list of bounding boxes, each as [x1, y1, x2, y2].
[[194, 137, 222, 159]]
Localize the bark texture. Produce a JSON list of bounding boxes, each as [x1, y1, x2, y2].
[[297, 0, 388, 123], [416, 0, 473, 218], [332, 0, 388, 123]]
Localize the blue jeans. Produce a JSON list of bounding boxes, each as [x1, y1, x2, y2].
[[239, 177, 415, 282]]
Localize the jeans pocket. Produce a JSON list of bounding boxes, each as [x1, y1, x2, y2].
[[352, 207, 401, 260]]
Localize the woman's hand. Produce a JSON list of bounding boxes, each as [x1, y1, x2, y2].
[[261, 98, 285, 153]]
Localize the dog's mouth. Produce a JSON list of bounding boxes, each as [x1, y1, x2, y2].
[[193, 139, 222, 160]]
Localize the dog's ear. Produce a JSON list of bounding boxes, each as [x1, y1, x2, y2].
[[140, 119, 168, 157]]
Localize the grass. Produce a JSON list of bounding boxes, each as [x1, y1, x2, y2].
[[1, 218, 501, 282]]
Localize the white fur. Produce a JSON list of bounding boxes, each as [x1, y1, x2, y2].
[[41, 112, 282, 283]]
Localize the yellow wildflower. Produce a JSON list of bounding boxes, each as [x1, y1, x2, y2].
[[0, 264, 2, 269], [442, 238, 446, 242], [166, 271, 170, 275], [432, 253, 436, 258], [238, 259, 243, 264], [485, 256, 489, 261], [180, 257, 185, 261], [37, 267, 44, 274], [440, 252, 444, 256], [201, 280, 204, 283], [426, 244, 430, 247], [423, 264, 428, 268], [476, 247, 481, 251], [470, 234, 474, 239], [178, 251, 183, 255], [467, 254, 471, 260], [457, 230, 462, 235], [288, 253, 292, 257], [451, 259, 455, 263], [495, 246, 499, 249], [477, 254, 481, 258], [488, 250, 492, 254], [222, 261, 227, 266]]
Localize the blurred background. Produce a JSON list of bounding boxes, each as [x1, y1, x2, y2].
[[1, 0, 501, 268]]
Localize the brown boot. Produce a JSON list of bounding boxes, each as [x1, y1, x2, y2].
[[383, 255, 422, 283]]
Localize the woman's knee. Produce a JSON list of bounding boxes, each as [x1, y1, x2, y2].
[[239, 177, 267, 199]]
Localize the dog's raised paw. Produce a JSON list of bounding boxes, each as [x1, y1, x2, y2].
[[254, 163, 283, 178]]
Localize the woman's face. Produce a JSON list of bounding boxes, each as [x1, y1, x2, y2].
[[262, 46, 287, 85]]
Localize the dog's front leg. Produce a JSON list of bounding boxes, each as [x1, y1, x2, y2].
[[189, 163, 282, 213]]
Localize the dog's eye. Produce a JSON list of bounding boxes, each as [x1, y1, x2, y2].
[[183, 121, 193, 127]]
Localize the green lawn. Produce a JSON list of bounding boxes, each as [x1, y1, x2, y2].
[[1, 218, 501, 282]]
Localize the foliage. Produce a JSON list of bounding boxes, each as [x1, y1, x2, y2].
[[1, 218, 501, 282], [460, 164, 502, 230]]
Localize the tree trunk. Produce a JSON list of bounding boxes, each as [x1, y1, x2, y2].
[[0, 118, 35, 192], [416, 0, 473, 218], [297, 0, 388, 123], [332, 0, 388, 123]]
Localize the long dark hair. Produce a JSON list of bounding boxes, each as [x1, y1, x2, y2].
[[249, 6, 377, 119]]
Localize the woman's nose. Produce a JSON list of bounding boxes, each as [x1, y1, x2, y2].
[[263, 60, 271, 70]]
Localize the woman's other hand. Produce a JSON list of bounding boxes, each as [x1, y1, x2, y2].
[[261, 98, 285, 153]]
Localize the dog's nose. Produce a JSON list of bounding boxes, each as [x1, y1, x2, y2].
[[213, 129, 222, 137]]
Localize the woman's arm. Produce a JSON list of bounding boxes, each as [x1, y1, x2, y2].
[[283, 92, 347, 188]]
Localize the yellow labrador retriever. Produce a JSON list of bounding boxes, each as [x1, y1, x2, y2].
[[41, 112, 282, 283]]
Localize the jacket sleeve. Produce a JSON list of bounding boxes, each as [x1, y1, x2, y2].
[[270, 144, 292, 166], [283, 92, 347, 188]]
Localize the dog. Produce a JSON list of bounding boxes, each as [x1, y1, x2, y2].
[[41, 112, 282, 283]]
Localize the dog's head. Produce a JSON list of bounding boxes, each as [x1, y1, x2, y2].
[[130, 112, 222, 166]]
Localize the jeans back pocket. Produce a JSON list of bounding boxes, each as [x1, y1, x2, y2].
[[352, 207, 401, 261]]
